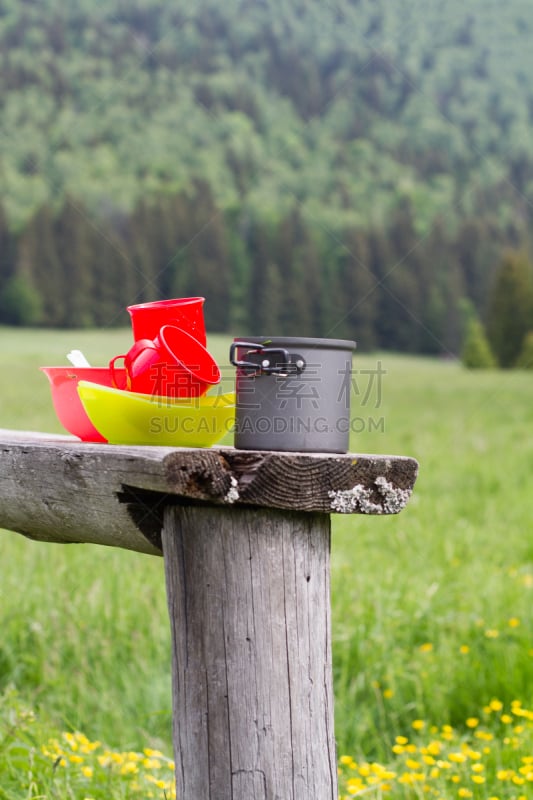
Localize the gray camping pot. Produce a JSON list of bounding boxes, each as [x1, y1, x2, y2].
[[230, 336, 356, 453]]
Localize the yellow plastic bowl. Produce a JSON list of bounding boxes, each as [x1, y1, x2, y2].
[[77, 381, 235, 447]]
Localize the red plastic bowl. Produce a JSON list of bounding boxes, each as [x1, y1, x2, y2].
[[40, 366, 126, 442]]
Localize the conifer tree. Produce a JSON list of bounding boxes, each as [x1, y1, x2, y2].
[[175, 181, 231, 331], [0, 273, 42, 326], [0, 203, 13, 289], [126, 198, 164, 305], [370, 205, 425, 352], [276, 209, 323, 337], [54, 198, 96, 328], [487, 249, 533, 367], [247, 217, 273, 334], [258, 261, 284, 334], [461, 316, 496, 369], [516, 331, 533, 369], [91, 223, 133, 327], [16, 204, 63, 326], [226, 210, 252, 332], [329, 228, 377, 348]]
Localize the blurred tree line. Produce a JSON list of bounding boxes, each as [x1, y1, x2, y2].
[[1, 0, 533, 355], [1, 184, 531, 358]]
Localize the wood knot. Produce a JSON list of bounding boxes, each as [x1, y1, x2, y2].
[[164, 450, 234, 502]]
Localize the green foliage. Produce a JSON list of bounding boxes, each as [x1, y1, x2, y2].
[[487, 249, 533, 367], [516, 330, 533, 369], [0, 274, 42, 325], [2, 330, 533, 776], [461, 316, 496, 369], [0, 687, 176, 799], [1, 0, 533, 236], [1, 2, 533, 350]]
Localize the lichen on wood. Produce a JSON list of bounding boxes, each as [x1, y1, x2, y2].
[[328, 475, 413, 515]]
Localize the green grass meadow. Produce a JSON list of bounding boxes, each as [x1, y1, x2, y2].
[[1, 327, 533, 798]]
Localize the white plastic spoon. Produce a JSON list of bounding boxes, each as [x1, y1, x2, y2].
[[66, 350, 91, 368]]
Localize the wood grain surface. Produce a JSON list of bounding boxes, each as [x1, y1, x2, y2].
[[0, 430, 418, 554]]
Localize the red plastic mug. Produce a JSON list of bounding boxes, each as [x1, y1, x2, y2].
[[109, 325, 221, 398], [127, 297, 206, 345]]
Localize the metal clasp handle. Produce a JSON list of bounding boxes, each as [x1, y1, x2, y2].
[[230, 341, 306, 376]]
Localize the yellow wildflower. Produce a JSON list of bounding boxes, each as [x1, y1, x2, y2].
[[119, 761, 139, 776], [143, 757, 162, 769], [144, 747, 165, 759], [449, 752, 467, 763], [497, 769, 513, 780], [441, 724, 454, 740]]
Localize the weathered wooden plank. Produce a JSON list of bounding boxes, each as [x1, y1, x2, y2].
[[0, 430, 418, 555], [0, 431, 169, 554], [162, 504, 337, 799]]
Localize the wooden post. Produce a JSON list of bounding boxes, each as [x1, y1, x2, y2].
[[0, 431, 418, 799], [163, 505, 336, 799]]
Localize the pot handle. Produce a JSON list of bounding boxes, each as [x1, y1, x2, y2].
[[230, 341, 306, 375]]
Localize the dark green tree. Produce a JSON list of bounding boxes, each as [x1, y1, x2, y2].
[[246, 216, 275, 334], [225, 209, 252, 332], [371, 202, 425, 352], [516, 331, 533, 369], [174, 181, 231, 331], [126, 198, 165, 305], [54, 198, 96, 328], [487, 249, 533, 367], [461, 316, 496, 369], [326, 229, 377, 348], [257, 261, 284, 335], [0, 203, 14, 290], [276, 209, 323, 337], [91, 221, 134, 328], [0, 273, 42, 326], [16, 204, 63, 326]]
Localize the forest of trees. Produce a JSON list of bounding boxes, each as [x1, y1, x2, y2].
[[1, 0, 533, 356]]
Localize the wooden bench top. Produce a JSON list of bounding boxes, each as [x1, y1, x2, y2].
[[0, 430, 418, 555]]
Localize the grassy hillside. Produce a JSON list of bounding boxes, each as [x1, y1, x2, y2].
[[1, 0, 533, 234], [2, 2, 533, 354]]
